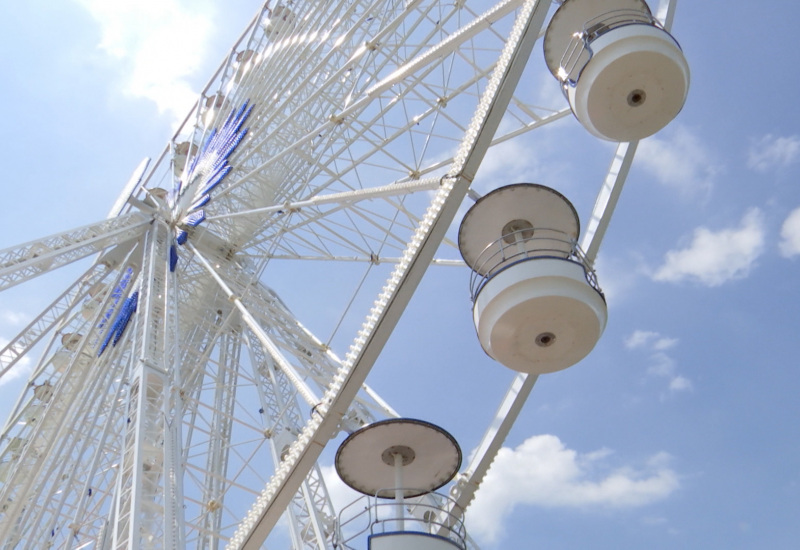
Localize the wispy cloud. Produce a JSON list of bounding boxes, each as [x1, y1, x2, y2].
[[779, 207, 800, 258], [747, 134, 800, 172], [625, 330, 692, 395], [476, 138, 543, 192], [651, 208, 765, 286], [320, 464, 363, 512], [624, 330, 678, 352], [636, 125, 720, 199], [73, 0, 217, 120], [468, 435, 679, 544]]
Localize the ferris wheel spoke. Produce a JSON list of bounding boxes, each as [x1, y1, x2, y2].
[[187, 241, 323, 409], [19, 343, 133, 547], [0, 211, 152, 292], [243, 331, 338, 550], [0, 247, 141, 435], [237, 279, 386, 427], [207, 177, 442, 224], [174, 306, 340, 546], [444, 373, 538, 528], [238, 191, 433, 264], [190, 330, 241, 544], [164, 258, 389, 547], [0, 262, 109, 382]]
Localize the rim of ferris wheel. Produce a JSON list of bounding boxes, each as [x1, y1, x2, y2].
[[458, 184, 607, 374], [335, 418, 462, 499], [542, 0, 690, 142]]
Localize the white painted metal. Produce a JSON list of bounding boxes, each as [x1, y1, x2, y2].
[[0, 212, 151, 291], [0, 0, 686, 548], [565, 23, 689, 141], [370, 532, 462, 550], [473, 258, 607, 373], [446, 373, 538, 517], [543, 0, 688, 141], [543, 0, 652, 77], [459, 184, 606, 373], [581, 0, 679, 265], [335, 419, 461, 499]]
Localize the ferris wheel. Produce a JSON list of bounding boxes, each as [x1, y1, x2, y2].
[[0, 0, 688, 548]]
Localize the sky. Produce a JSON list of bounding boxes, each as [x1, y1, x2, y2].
[[1, 1, 799, 549]]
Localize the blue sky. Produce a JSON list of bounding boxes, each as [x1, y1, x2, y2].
[[1, 1, 799, 549]]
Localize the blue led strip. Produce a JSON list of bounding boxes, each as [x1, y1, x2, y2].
[[169, 244, 179, 272], [98, 290, 139, 356], [96, 267, 134, 333], [174, 99, 253, 247]]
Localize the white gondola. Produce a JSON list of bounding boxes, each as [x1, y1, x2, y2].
[[202, 93, 231, 129], [261, 4, 296, 40], [24, 243, 54, 270], [172, 140, 199, 179], [233, 49, 256, 83], [32, 382, 54, 403], [543, 0, 689, 141], [459, 184, 607, 374], [335, 419, 466, 550], [81, 294, 105, 321], [61, 333, 82, 351]]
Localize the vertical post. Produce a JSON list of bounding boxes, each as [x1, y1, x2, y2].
[[393, 453, 405, 531], [109, 220, 175, 549]]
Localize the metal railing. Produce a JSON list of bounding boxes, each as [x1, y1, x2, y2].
[[558, 8, 663, 86], [334, 489, 467, 550], [468, 227, 603, 301]]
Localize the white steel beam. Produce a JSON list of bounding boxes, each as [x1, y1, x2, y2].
[[0, 211, 152, 292]]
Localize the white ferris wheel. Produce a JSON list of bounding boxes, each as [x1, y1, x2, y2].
[[0, 0, 688, 548]]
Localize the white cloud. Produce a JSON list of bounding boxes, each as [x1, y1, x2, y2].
[[624, 330, 678, 351], [779, 207, 800, 258], [74, 0, 217, 120], [747, 134, 800, 172], [636, 125, 720, 198], [320, 464, 363, 513], [476, 139, 541, 191], [647, 351, 677, 378], [624, 330, 691, 394], [1, 311, 29, 327], [468, 435, 679, 544], [669, 376, 693, 392], [589, 254, 642, 308], [652, 208, 765, 286]]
